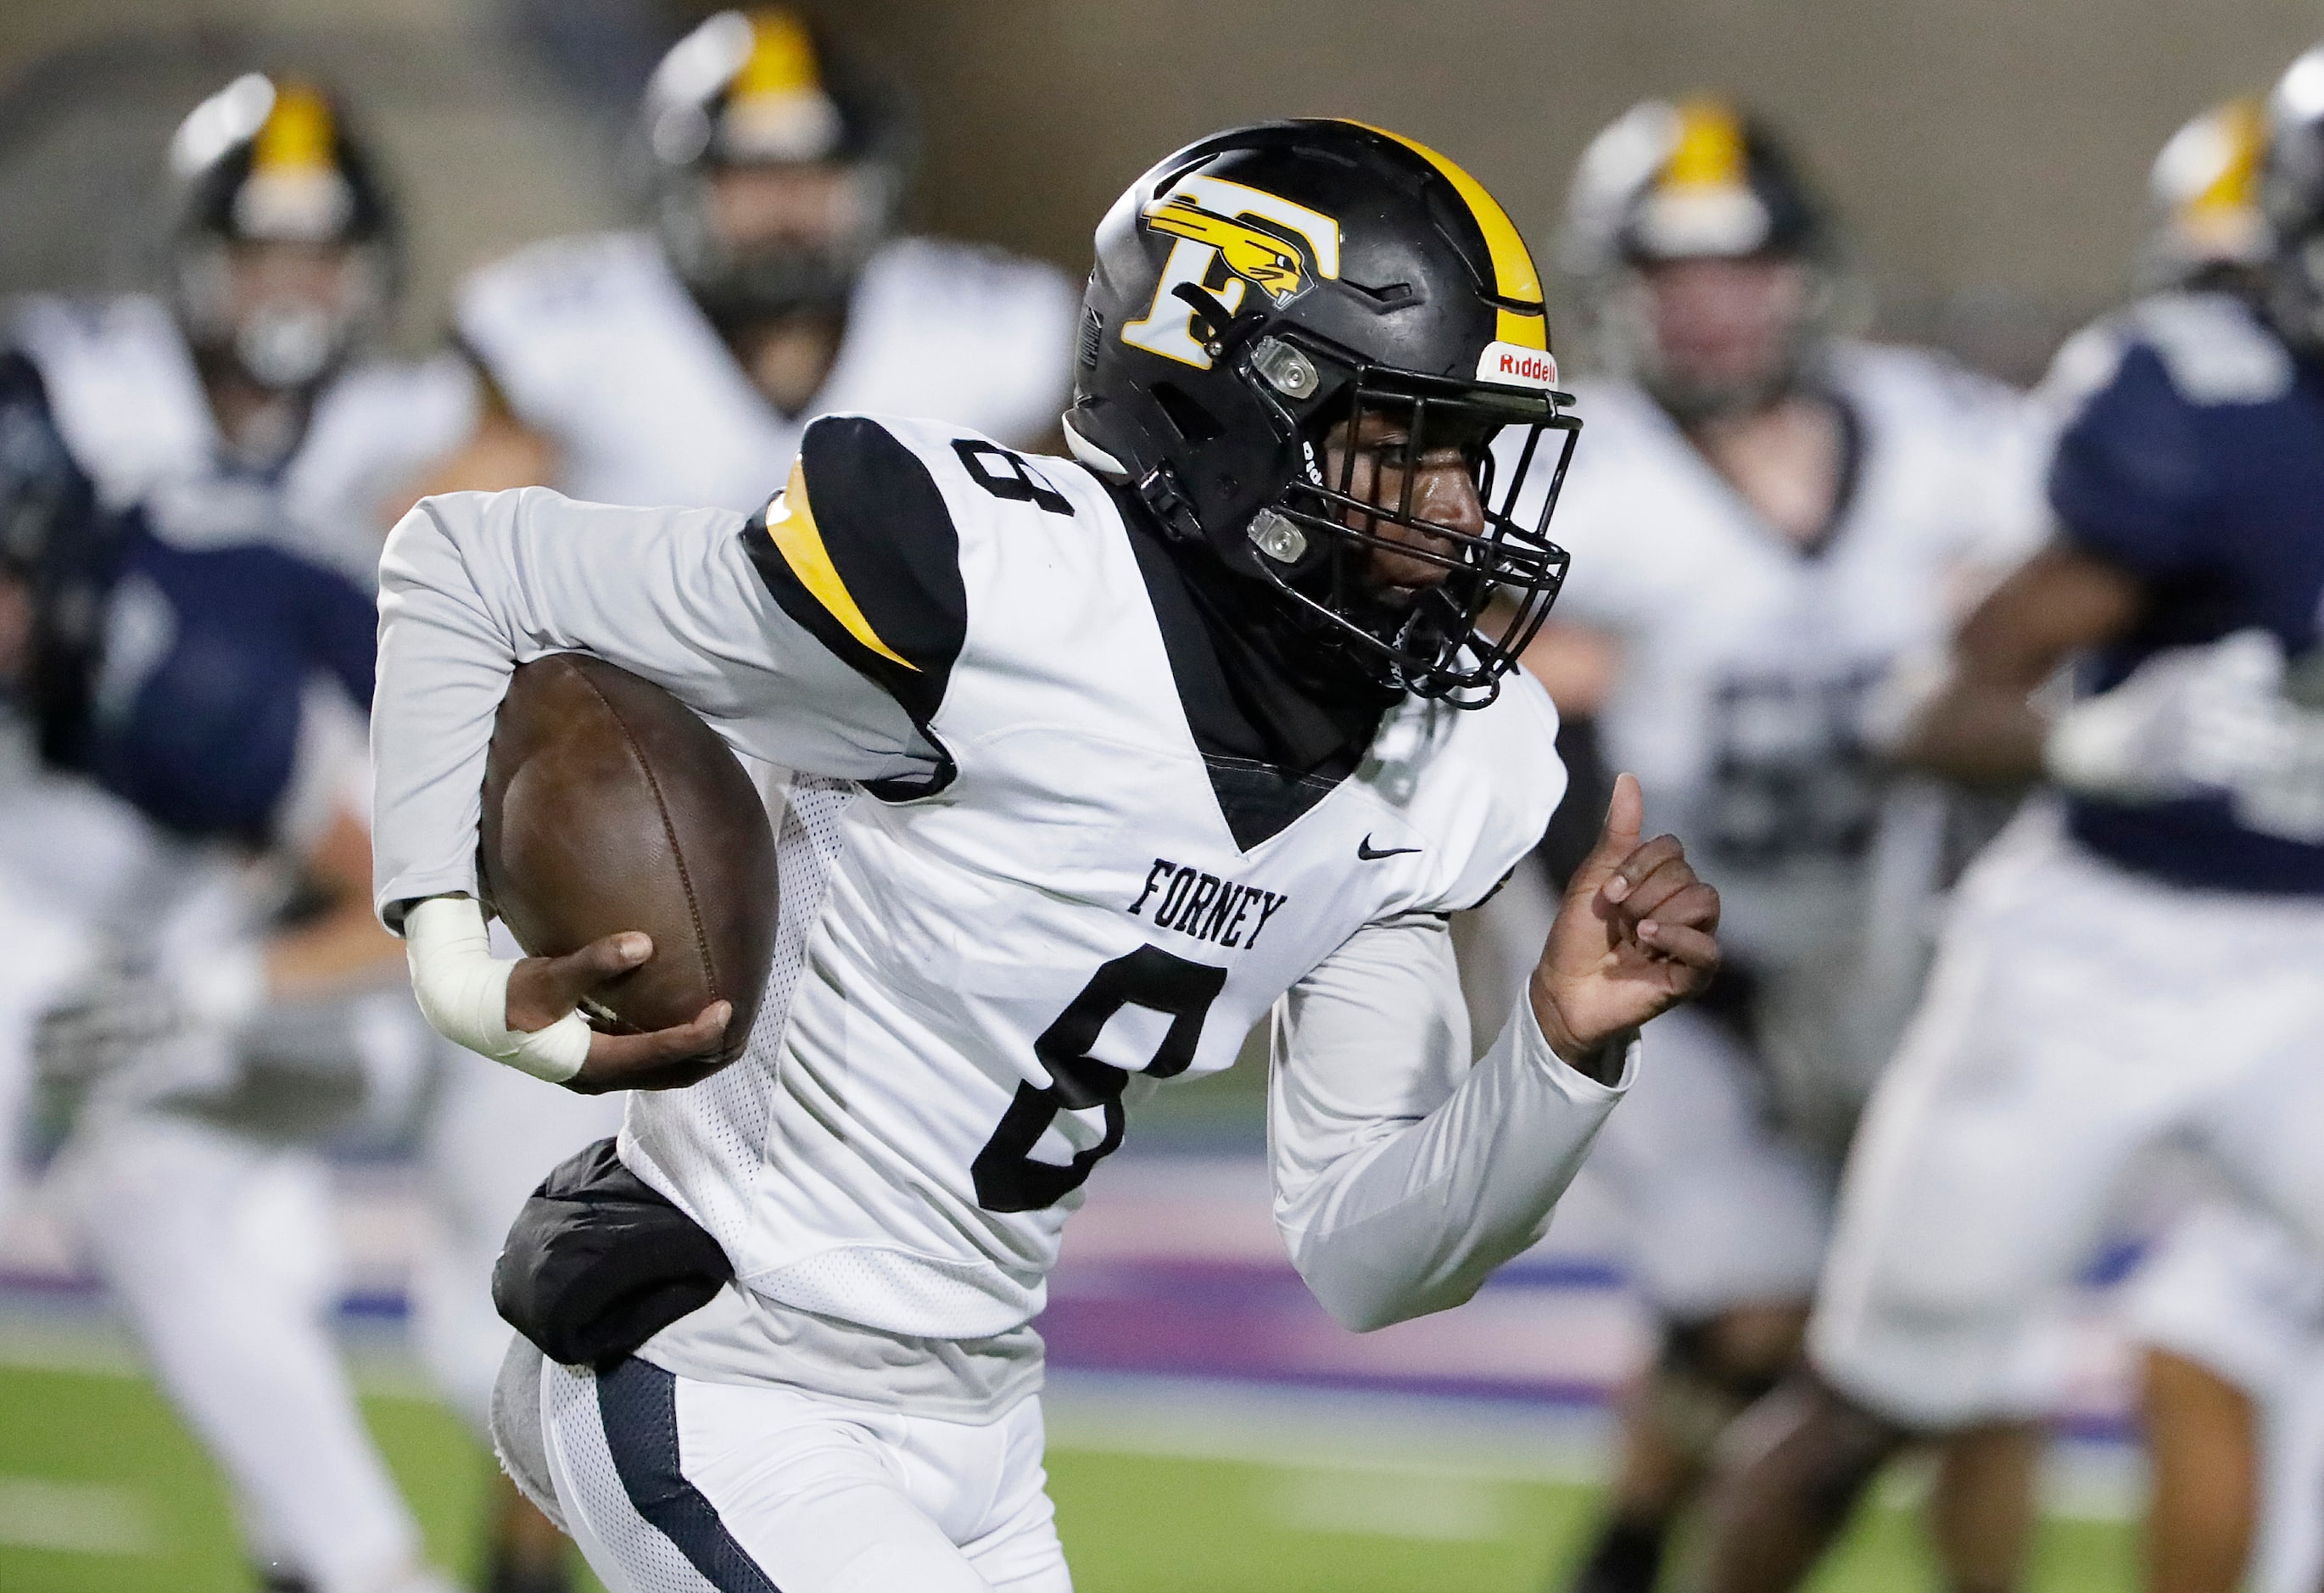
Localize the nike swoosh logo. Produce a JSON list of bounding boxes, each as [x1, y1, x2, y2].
[[1357, 836, 1422, 861]]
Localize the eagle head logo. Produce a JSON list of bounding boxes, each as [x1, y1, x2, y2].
[[1142, 193, 1311, 304]]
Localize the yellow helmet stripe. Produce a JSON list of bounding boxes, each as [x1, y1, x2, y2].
[[762, 460, 918, 671], [735, 8, 823, 99], [2193, 98, 2265, 215], [254, 82, 336, 174], [1344, 120, 1547, 350], [1665, 98, 1750, 190]]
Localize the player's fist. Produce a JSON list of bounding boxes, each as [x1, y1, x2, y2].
[[505, 931, 733, 1094], [1530, 774, 1719, 1076]]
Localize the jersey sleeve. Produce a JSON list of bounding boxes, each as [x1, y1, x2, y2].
[[2044, 334, 2217, 580], [736, 415, 971, 769], [1268, 915, 1632, 1331], [371, 484, 936, 925]]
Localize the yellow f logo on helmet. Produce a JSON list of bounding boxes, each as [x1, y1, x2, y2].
[[1143, 195, 1310, 303], [1122, 176, 1341, 368]]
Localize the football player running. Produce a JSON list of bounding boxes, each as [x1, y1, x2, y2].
[[2110, 93, 2324, 1593], [0, 351, 453, 1593], [374, 120, 1722, 1590], [429, 5, 1077, 507], [1696, 42, 2324, 1593], [411, 14, 1077, 1580], [1506, 99, 2048, 1593]]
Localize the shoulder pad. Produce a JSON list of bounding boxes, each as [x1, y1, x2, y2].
[[2131, 293, 2293, 405], [459, 232, 658, 333], [1836, 339, 2023, 420], [869, 238, 1075, 314], [737, 414, 969, 725], [2054, 293, 2294, 411]]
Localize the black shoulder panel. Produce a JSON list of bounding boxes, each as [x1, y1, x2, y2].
[[737, 416, 968, 729]]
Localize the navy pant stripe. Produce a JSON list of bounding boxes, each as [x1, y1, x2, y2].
[[595, 1357, 784, 1593]]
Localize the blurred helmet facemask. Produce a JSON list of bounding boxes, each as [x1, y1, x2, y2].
[[166, 75, 396, 394], [2140, 98, 2269, 293], [1069, 120, 1578, 707], [2262, 42, 2324, 356], [642, 8, 912, 326], [1562, 98, 1838, 421]]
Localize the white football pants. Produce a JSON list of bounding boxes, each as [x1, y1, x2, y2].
[[537, 1354, 1071, 1592], [1811, 806, 2324, 1428], [53, 1110, 432, 1593], [1574, 1003, 1834, 1319]]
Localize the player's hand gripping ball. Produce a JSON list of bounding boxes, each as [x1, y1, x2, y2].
[[1530, 773, 1721, 1076], [480, 654, 779, 1091]]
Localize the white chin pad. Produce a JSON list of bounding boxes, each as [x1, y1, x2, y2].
[[404, 896, 590, 1084]]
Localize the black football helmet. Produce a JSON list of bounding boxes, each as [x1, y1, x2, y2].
[[165, 74, 399, 390], [1561, 97, 1839, 417], [1068, 120, 1578, 707], [2262, 42, 2324, 355], [640, 7, 912, 324]]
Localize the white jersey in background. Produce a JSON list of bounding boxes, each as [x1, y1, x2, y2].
[[456, 232, 1079, 511], [1544, 344, 2046, 970], [1513, 344, 2046, 1318], [11, 294, 477, 582], [373, 413, 1626, 1427]]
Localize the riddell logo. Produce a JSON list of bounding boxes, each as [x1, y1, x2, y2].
[[1476, 341, 1559, 389]]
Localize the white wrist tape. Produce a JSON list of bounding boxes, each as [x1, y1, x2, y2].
[[405, 896, 590, 1084]]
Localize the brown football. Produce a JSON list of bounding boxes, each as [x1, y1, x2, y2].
[[478, 653, 778, 1068]]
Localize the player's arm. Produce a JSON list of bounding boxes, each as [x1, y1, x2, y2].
[[373, 482, 931, 914], [264, 802, 405, 998], [1889, 544, 2145, 784], [374, 470, 938, 1080], [1271, 777, 1717, 1332]]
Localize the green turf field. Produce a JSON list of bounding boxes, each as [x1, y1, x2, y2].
[[0, 1362, 2135, 1592]]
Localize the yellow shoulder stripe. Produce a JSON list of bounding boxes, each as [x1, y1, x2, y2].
[[1344, 120, 1548, 352], [762, 458, 918, 672]]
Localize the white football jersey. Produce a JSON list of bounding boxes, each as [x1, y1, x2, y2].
[[11, 294, 477, 582], [373, 414, 1575, 1344], [455, 232, 1079, 513], [1535, 344, 2047, 964]]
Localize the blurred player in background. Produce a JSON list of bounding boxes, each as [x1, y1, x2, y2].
[[12, 71, 472, 580], [2108, 93, 2324, 1593], [1698, 39, 2324, 1593], [0, 345, 451, 1591], [1, 75, 534, 1592], [429, 3, 1076, 506], [1507, 98, 2047, 1593]]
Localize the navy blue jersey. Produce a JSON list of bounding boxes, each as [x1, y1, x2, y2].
[[0, 349, 376, 844], [79, 518, 376, 841], [2047, 293, 2324, 893]]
